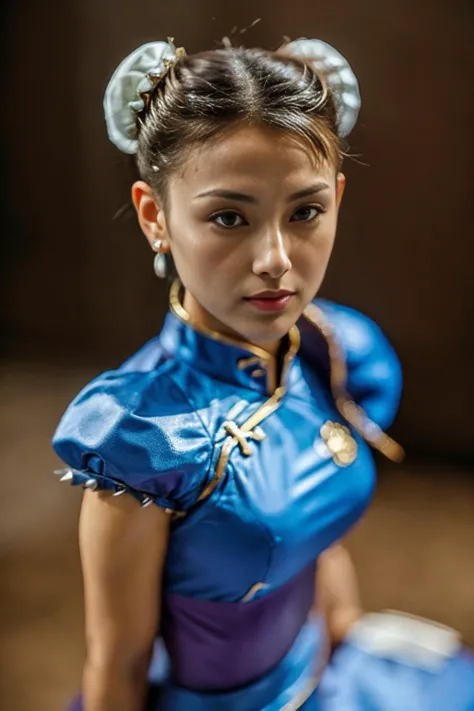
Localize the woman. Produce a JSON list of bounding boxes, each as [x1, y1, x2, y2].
[[53, 38, 474, 711]]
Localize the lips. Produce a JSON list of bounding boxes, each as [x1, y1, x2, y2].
[[247, 290, 294, 300], [245, 290, 295, 313]]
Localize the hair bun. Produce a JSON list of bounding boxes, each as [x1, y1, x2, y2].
[[282, 38, 361, 137], [103, 40, 184, 154]]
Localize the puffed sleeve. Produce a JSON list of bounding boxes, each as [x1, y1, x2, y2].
[[52, 369, 213, 512], [313, 300, 403, 430]]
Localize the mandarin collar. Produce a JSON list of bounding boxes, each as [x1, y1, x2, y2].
[[158, 280, 300, 396]]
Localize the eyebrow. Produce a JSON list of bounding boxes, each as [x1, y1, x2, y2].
[[288, 182, 330, 200], [194, 189, 257, 203], [194, 181, 330, 204]]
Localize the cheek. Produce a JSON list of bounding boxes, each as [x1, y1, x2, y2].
[[169, 217, 249, 274], [170, 230, 248, 284], [294, 225, 336, 273]]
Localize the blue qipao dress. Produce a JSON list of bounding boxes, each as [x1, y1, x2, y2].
[[53, 282, 474, 711]]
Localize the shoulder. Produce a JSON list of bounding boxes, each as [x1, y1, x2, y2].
[[52, 354, 212, 512], [304, 299, 402, 430], [313, 299, 396, 365]]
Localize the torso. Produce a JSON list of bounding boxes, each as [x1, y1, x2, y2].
[[164, 353, 375, 602], [52, 291, 401, 700]]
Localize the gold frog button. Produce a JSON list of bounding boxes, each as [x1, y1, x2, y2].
[[320, 421, 358, 467]]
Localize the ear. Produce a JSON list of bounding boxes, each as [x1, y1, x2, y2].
[[335, 173, 346, 209], [131, 181, 169, 251]]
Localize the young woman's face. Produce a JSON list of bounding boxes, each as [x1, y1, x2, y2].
[[136, 124, 345, 350]]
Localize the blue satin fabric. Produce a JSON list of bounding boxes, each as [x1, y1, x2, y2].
[[53, 299, 398, 603], [53, 297, 412, 708], [318, 644, 474, 711]]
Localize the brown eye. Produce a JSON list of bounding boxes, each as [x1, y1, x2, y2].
[[209, 211, 246, 228], [290, 206, 323, 223]]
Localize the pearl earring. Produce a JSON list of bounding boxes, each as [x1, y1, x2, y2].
[[152, 240, 167, 279]]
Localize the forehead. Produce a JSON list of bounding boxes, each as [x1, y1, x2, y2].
[[174, 124, 336, 192]]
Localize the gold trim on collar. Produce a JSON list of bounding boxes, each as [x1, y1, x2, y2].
[[303, 302, 405, 463], [169, 279, 299, 395]]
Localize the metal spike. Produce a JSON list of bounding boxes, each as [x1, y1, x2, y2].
[[141, 495, 154, 508], [84, 478, 99, 491], [113, 486, 127, 497], [60, 471, 74, 483], [54, 468, 71, 477]]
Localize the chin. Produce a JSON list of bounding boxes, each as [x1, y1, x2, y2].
[[235, 312, 299, 346]]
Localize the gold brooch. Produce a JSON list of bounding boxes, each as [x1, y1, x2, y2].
[[320, 421, 358, 467]]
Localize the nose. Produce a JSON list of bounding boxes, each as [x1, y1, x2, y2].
[[252, 226, 292, 280]]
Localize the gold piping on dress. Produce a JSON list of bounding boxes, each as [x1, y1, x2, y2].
[[303, 302, 405, 463], [224, 421, 267, 455], [240, 582, 270, 603], [237, 355, 263, 370], [226, 399, 250, 422], [196, 387, 285, 505]]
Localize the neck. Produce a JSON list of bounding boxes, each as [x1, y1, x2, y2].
[[182, 289, 281, 357]]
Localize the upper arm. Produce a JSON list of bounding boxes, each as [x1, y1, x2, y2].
[[79, 490, 170, 669]]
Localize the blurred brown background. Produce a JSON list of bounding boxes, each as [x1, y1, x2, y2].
[[1, 1, 473, 709]]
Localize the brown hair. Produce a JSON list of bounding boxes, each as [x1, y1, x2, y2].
[[135, 46, 342, 202]]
